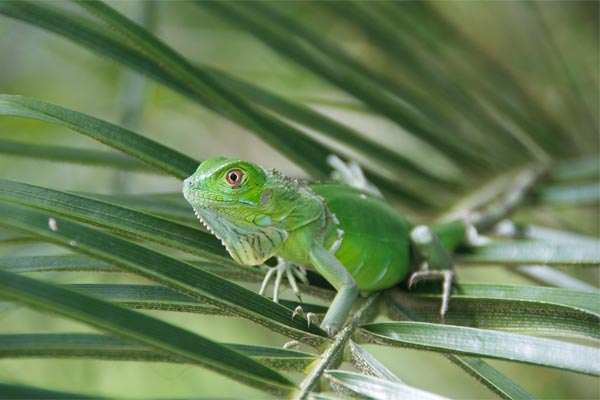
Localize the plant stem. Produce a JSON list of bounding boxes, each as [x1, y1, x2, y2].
[[467, 163, 548, 232], [294, 293, 380, 399]]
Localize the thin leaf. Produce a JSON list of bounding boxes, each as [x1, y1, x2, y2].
[[0, 1, 436, 205], [0, 232, 38, 246], [514, 265, 599, 292], [373, 1, 572, 158], [323, 0, 532, 166], [80, 0, 460, 189], [0, 140, 154, 172], [0, 382, 107, 400], [383, 293, 538, 400], [497, 222, 600, 245], [68, 284, 328, 316], [386, 289, 599, 341], [0, 269, 294, 395], [0, 179, 233, 265], [198, 1, 486, 168], [0, 333, 316, 372], [0, 95, 197, 178], [325, 370, 450, 400], [549, 155, 600, 182], [0, 254, 114, 273], [70, 0, 335, 180], [209, 67, 461, 186], [0, 202, 327, 343], [360, 321, 600, 376], [348, 341, 403, 383], [0, 253, 334, 302], [457, 240, 600, 265], [453, 283, 600, 315], [449, 356, 535, 400], [533, 183, 600, 205], [78, 192, 195, 221]]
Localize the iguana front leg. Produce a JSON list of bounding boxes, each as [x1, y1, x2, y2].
[[308, 244, 359, 336]]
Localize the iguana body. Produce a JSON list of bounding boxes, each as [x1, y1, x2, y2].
[[183, 157, 464, 335]]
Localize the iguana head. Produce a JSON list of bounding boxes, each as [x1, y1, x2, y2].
[[183, 157, 267, 215], [183, 157, 320, 265]]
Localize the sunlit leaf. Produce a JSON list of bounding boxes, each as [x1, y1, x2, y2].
[[325, 370, 450, 400], [360, 322, 600, 375], [457, 240, 600, 265]]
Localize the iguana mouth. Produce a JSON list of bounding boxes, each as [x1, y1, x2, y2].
[[193, 207, 225, 245]]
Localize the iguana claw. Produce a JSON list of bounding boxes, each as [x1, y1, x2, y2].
[[306, 312, 319, 328], [292, 305, 303, 319], [408, 268, 455, 321], [259, 257, 307, 303]]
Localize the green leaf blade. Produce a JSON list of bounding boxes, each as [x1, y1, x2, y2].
[[325, 370, 450, 400], [361, 321, 600, 376], [0, 269, 294, 394], [0, 333, 316, 372], [457, 240, 600, 265], [0, 95, 198, 178], [0, 201, 327, 343]]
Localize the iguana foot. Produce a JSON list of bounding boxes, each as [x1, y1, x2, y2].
[[259, 257, 308, 303], [408, 268, 455, 321], [292, 305, 320, 329], [293, 306, 331, 335], [327, 154, 381, 197]]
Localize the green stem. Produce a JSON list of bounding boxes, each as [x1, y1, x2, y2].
[[468, 163, 548, 232], [294, 293, 380, 399]]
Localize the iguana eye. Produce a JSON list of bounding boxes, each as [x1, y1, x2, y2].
[[226, 169, 243, 186]]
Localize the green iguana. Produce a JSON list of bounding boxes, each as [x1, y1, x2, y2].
[[183, 156, 466, 336]]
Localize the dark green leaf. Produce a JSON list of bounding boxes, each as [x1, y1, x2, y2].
[[67, 284, 328, 316], [197, 1, 485, 168], [0, 382, 107, 400], [449, 356, 535, 400], [0, 333, 316, 372], [0, 179, 232, 264], [0, 1, 438, 206], [0, 140, 154, 172], [0, 269, 294, 395], [0, 202, 327, 343]]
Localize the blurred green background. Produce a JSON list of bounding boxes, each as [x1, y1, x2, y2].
[[0, 1, 598, 398]]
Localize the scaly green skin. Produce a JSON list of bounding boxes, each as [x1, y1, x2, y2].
[[183, 157, 465, 335]]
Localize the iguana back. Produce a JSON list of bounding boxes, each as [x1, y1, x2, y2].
[[310, 183, 412, 291]]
